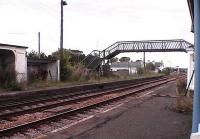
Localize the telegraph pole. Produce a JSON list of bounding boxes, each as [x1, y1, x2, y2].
[[38, 32, 41, 58], [60, 0, 67, 80], [143, 52, 146, 73]]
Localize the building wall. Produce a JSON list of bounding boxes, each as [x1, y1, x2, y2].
[[47, 60, 60, 81], [111, 67, 137, 74], [15, 49, 27, 82], [27, 59, 60, 81], [187, 51, 195, 90], [27, 65, 47, 81]]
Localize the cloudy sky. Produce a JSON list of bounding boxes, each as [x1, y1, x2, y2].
[[0, 0, 194, 67]]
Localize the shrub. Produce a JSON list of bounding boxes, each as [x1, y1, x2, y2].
[[146, 62, 156, 71], [60, 65, 73, 81], [137, 67, 144, 75], [4, 80, 22, 91], [174, 79, 192, 113], [162, 67, 171, 75], [176, 79, 187, 95], [2, 71, 22, 91]]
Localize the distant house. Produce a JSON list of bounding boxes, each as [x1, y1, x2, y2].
[[68, 49, 83, 55], [110, 61, 143, 75]]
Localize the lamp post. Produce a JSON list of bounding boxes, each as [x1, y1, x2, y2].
[[60, 0, 67, 80]]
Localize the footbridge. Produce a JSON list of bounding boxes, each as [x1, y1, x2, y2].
[[81, 39, 193, 69]]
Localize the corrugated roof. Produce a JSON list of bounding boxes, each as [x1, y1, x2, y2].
[[0, 43, 28, 49]]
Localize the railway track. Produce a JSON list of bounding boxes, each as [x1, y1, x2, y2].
[[0, 77, 169, 120], [0, 76, 179, 137], [0, 76, 164, 107]]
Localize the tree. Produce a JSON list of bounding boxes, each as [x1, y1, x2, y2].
[[146, 62, 156, 71], [51, 49, 88, 81], [27, 50, 48, 59], [162, 67, 171, 75], [119, 57, 130, 62], [52, 49, 71, 64]]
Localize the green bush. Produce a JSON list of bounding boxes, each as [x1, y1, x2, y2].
[[70, 72, 81, 81], [4, 80, 22, 91], [162, 67, 171, 75], [2, 71, 22, 91], [60, 65, 73, 81], [137, 67, 144, 75]]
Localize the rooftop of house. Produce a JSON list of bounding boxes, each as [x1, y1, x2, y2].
[[0, 43, 28, 49], [27, 57, 57, 66], [154, 62, 164, 67], [68, 49, 83, 55]]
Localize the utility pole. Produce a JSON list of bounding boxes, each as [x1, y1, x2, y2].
[[38, 32, 41, 58], [143, 52, 146, 73], [128, 61, 130, 75], [60, 0, 67, 80]]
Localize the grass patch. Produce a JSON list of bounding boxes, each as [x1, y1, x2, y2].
[[24, 73, 163, 91], [0, 71, 22, 91]]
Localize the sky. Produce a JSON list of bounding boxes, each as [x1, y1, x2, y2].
[[0, 0, 194, 68]]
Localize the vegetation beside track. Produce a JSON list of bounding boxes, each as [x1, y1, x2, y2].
[[21, 73, 163, 91]]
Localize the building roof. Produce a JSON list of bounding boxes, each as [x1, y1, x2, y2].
[[0, 43, 28, 49], [27, 58, 57, 66], [187, 0, 194, 32], [69, 49, 83, 54], [154, 62, 164, 67]]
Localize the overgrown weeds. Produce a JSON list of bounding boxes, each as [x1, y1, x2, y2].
[[174, 79, 192, 113], [0, 71, 22, 91]]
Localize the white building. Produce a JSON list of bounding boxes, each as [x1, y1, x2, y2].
[[0, 43, 28, 82], [154, 61, 164, 71], [111, 61, 143, 75]]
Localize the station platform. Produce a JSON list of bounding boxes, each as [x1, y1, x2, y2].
[[38, 82, 191, 139]]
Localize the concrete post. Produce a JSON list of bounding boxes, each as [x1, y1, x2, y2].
[[60, 0, 64, 80], [192, 0, 200, 135], [57, 60, 60, 81]]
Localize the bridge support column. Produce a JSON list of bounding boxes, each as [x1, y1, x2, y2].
[[191, 0, 200, 138]]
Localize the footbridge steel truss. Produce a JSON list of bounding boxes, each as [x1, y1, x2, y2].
[[102, 39, 193, 59], [82, 39, 193, 69]]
